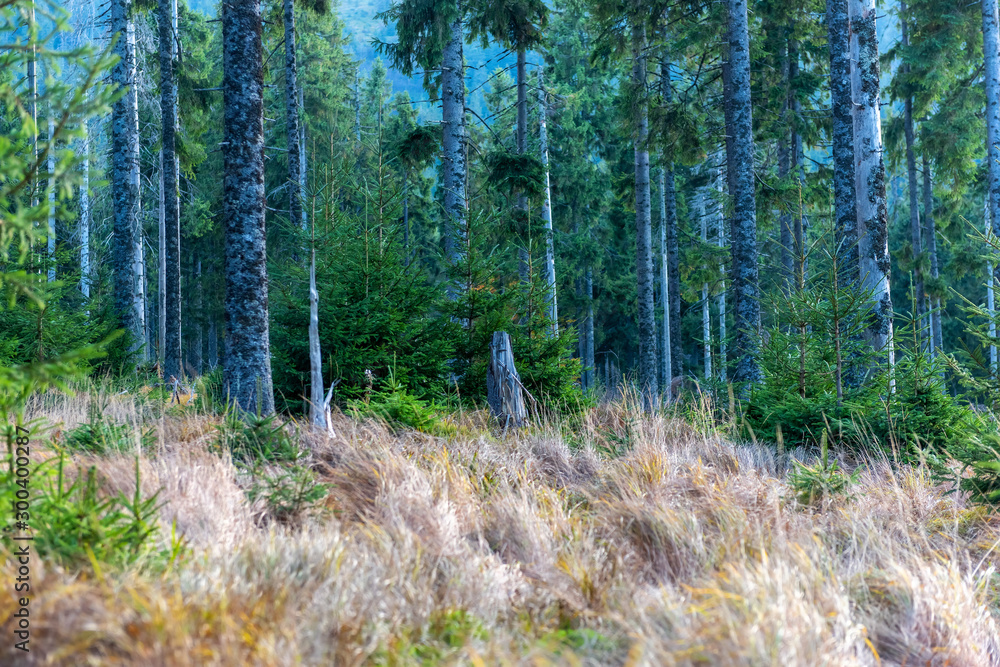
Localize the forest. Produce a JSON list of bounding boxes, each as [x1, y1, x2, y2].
[[3, 0, 1000, 663]]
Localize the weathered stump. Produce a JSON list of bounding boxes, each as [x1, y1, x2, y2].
[[487, 331, 528, 429]]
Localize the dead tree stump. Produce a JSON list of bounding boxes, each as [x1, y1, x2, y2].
[[487, 331, 528, 429]]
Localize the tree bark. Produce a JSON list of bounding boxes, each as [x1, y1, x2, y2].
[[80, 111, 90, 298], [47, 113, 54, 282], [442, 13, 467, 271], [487, 331, 528, 428], [632, 21, 657, 406], [309, 243, 324, 427], [158, 150, 165, 363], [850, 0, 894, 371], [161, 0, 182, 381], [191, 255, 203, 375], [538, 64, 558, 336], [283, 0, 304, 231], [726, 0, 762, 385], [659, 166, 672, 393], [922, 153, 942, 356], [827, 0, 858, 282], [111, 0, 144, 357], [700, 183, 711, 380], [584, 266, 595, 391], [983, 0, 1000, 290], [717, 164, 727, 384], [222, 0, 275, 414]]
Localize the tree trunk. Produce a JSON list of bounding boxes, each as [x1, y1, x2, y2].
[[922, 153, 942, 356], [161, 0, 182, 381], [538, 64, 558, 336], [442, 13, 467, 271], [717, 164, 727, 384], [158, 150, 165, 363], [850, 0, 894, 371], [80, 111, 90, 298], [487, 331, 528, 429], [778, 133, 792, 295], [699, 183, 711, 380], [207, 316, 218, 370], [585, 266, 595, 391], [47, 113, 54, 282], [827, 0, 858, 282], [191, 255, 203, 375], [632, 21, 657, 407], [299, 85, 307, 229], [283, 0, 303, 231], [659, 166, 672, 393], [983, 0, 1000, 290], [222, 0, 275, 414], [988, 196, 998, 373], [129, 19, 147, 359], [309, 243, 324, 427], [726, 0, 762, 385], [111, 0, 144, 357], [28, 0, 37, 270]]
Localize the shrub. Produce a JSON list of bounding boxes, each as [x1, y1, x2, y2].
[[0, 453, 174, 570], [786, 431, 860, 507], [348, 371, 456, 436], [216, 411, 301, 463], [246, 464, 328, 526], [63, 398, 155, 454]]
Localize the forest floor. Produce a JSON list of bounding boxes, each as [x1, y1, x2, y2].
[[2, 390, 1000, 666]]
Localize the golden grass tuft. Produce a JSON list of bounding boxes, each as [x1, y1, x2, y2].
[[2, 392, 999, 665]]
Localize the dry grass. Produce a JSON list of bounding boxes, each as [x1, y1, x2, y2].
[[2, 391, 1000, 666]]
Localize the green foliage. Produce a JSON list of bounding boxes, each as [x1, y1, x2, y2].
[[349, 371, 456, 436], [246, 463, 329, 526], [216, 412, 301, 463], [0, 453, 173, 570], [786, 431, 861, 507], [63, 399, 155, 454]]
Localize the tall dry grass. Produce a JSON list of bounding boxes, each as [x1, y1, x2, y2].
[[2, 390, 999, 665]]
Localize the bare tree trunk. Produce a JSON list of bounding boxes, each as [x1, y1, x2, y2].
[[538, 64, 558, 336], [585, 266, 595, 391], [827, 0, 858, 282], [487, 331, 528, 428], [988, 196, 997, 373], [223, 0, 274, 414], [80, 111, 90, 298], [191, 255, 203, 375], [726, 0, 762, 385], [129, 19, 147, 359], [283, 0, 303, 231], [790, 38, 807, 289], [984, 0, 1000, 292], [308, 242, 324, 427], [28, 0, 37, 272], [717, 164, 727, 384], [299, 85, 307, 229], [47, 113, 54, 282], [922, 153, 942, 356], [161, 0, 182, 380], [158, 150, 165, 363], [442, 12, 467, 271], [850, 0, 894, 375], [778, 39, 792, 294], [699, 183, 711, 380], [111, 0, 144, 357], [659, 166, 672, 394], [207, 316, 218, 370], [632, 21, 657, 406]]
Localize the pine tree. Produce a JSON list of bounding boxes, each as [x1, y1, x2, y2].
[[160, 0, 182, 381]]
